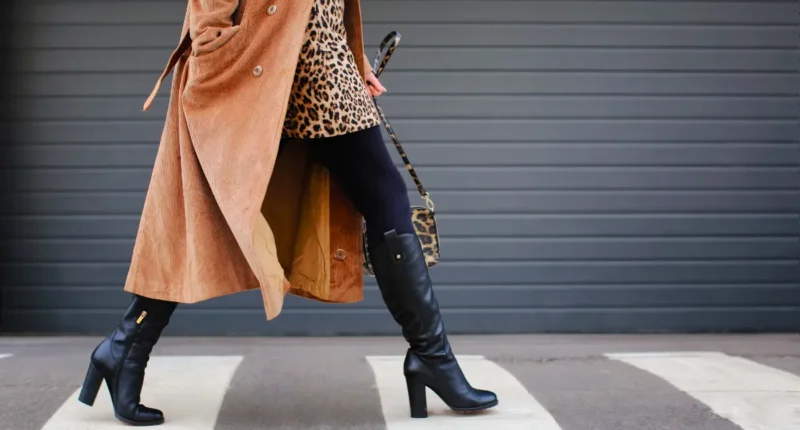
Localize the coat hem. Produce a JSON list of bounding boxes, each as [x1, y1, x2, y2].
[[123, 284, 259, 304]]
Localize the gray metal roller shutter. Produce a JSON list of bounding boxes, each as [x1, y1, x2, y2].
[[2, 0, 798, 335]]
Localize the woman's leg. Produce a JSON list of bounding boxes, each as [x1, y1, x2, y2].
[[309, 125, 498, 418], [79, 294, 177, 426], [307, 125, 414, 248]]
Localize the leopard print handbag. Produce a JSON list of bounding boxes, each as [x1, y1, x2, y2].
[[362, 31, 441, 277]]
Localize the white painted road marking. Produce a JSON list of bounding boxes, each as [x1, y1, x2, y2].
[[366, 355, 562, 429], [43, 356, 243, 429], [0, 354, 11, 360], [607, 351, 800, 430]]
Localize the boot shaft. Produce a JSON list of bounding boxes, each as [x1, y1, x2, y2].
[[93, 295, 177, 372], [368, 230, 449, 357]]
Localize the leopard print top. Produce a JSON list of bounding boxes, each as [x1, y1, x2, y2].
[[282, 0, 381, 139]]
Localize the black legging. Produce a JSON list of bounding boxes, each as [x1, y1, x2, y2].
[[279, 125, 415, 247]]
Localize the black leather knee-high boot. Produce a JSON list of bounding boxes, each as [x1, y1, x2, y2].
[[78, 294, 177, 426], [369, 230, 498, 418]]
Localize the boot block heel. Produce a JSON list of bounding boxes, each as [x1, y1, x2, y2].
[[406, 376, 428, 418], [78, 363, 104, 406]]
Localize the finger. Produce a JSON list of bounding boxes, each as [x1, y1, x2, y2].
[[368, 84, 381, 97], [369, 75, 387, 93], [368, 79, 383, 96]]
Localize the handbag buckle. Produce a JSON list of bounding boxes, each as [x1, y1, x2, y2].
[[423, 193, 435, 211]]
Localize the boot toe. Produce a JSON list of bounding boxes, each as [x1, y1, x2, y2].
[[475, 389, 498, 408], [457, 389, 497, 411], [116, 405, 165, 426], [136, 405, 165, 424]]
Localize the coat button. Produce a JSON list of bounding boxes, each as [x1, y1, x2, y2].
[[334, 249, 347, 261], [253, 65, 263, 77], [267, 5, 278, 15]]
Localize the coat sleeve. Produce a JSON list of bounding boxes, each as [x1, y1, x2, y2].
[[188, 0, 241, 56]]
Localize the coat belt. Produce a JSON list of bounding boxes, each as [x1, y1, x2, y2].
[[142, 32, 192, 112]]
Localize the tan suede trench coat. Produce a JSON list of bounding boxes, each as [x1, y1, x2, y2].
[[124, 0, 374, 319]]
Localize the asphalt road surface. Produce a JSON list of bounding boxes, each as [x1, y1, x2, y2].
[[1, 334, 798, 430]]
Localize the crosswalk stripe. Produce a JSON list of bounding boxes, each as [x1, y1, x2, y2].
[[366, 355, 563, 429], [607, 351, 800, 430], [42, 355, 243, 429]]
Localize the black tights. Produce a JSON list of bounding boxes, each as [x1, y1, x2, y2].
[[279, 125, 415, 248]]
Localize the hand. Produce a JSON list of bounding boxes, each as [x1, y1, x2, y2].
[[366, 72, 387, 97]]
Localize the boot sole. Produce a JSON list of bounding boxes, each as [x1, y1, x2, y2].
[[449, 398, 499, 413], [114, 413, 165, 427]]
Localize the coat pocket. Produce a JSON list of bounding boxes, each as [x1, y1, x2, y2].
[[188, 20, 249, 80]]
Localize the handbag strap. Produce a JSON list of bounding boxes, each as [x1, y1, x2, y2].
[[370, 31, 401, 78], [370, 32, 434, 211]]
